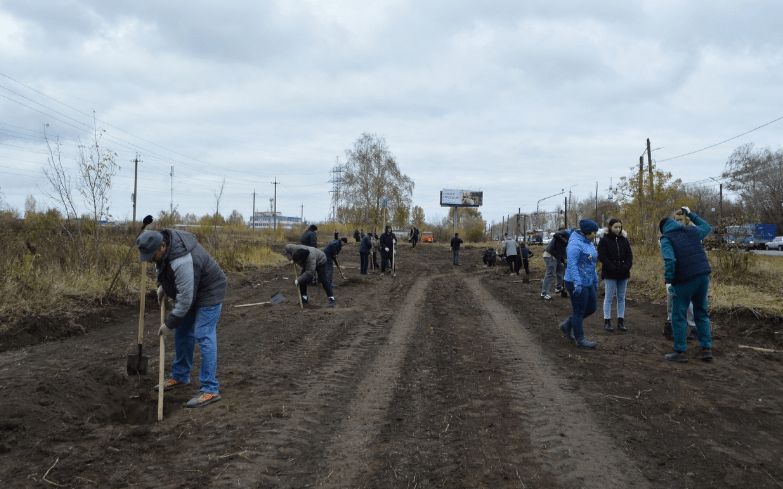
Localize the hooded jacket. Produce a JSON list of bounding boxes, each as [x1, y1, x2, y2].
[[597, 228, 633, 280], [660, 212, 712, 284], [323, 239, 344, 262], [379, 231, 396, 254], [544, 229, 572, 263], [284, 244, 327, 283], [564, 231, 599, 288], [156, 229, 227, 329], [359, 234, 373, 253]]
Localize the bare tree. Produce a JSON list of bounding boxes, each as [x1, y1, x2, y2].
[[340, 133, 414, 231], [76, 119, 119, 269], [212, 177, 226, 237], [722, 143, 783, 229]]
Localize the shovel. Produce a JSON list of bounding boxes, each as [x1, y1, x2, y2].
[[234, 292, 286, 308], [158, 295, 166, 421], [293, 263, 304, 308], [127, 261, 149, 375]]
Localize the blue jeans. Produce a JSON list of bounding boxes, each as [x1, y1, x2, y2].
[[671, 274, 711, 352], [564, 281, 597, 340], [541, 256, 565, 294], [171, 304, 222, 394], [603, 278, 628, 319], [453, 249, 460, 265]]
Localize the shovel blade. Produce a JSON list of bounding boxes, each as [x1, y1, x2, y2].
[[126, 353, 149, 376], [269, 292, 285, 304]]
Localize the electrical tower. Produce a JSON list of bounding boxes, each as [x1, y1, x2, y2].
[[328, 157, 344, 223]]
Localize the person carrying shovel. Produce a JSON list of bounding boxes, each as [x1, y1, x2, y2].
[[284, 244, 337, 307], [379, 225, 397, 277], [323, 237, 348, 288], [136, 229, 227, 408]]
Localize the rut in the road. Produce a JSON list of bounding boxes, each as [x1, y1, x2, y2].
[[463, 275, 651, 489]]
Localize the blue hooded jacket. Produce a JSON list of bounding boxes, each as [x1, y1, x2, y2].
[[660, 212, 712, 284], [564, 231, 599, 288]]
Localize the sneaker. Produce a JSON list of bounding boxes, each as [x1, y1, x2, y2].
[[301, 295, 309, 305], [391, 271, 396, 277], [328, 297, 337, 308], [576, 338, 597, 349], [701, 349, 713, 362], [540, 293, 552, 301], [687, 327, 698, 341], [185, 392, 221, 408], [154, 377, 190, 392], [380, 272, 385, 276], [559, 321, 575, 341], [665, 352, 688, 363]]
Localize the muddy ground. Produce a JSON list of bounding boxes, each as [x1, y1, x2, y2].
[[1, 242, 783, 488]]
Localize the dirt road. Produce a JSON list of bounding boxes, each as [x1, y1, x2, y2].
[[1, 242, 782, 488]]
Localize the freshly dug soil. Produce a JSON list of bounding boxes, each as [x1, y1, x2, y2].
[[1, 243, 782, 488]]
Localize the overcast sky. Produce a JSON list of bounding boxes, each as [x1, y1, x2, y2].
[[1, 1, 782, 227]]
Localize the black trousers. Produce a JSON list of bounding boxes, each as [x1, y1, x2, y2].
[[298, 262, 333, 298], [360, 252, 369, 274], [380, 252, 394, 272]]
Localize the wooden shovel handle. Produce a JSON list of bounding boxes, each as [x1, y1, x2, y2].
[[158, 296, 166, 421], [293, 263, 303, 309], [138, 262, 146, 344]]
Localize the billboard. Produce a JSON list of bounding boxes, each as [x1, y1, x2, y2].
[[440, 189, 483, 207]]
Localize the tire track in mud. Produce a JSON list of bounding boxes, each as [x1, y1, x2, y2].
[[210, 273, 430, 487], [463, 275, 652, 489], [313, 275, 432, 488]]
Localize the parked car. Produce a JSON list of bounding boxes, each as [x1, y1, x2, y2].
[[766, 236, 783, 251]]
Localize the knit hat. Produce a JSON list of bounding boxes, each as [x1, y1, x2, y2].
[[309, 224, 318, 231], [136, 230, 164, 262], [340, 237, 348, 244], [579, 219, 599, 234]]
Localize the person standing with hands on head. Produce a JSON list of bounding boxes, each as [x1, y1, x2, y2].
[[664, 208, 699, 341], [136, 228, 227, 408], [379, 225, 397, 277], [659, 207, 714, 363], [284, 243, 336, 307], [541, 228, 572, 300], [558, 220, 600, 349], [597, 218, 633, 332], [450, 233, 464, 265], [359, 232, 373, 275], [502, 233, 518, 275]]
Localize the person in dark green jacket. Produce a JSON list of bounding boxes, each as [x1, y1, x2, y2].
[[659, 207, 713, 363]]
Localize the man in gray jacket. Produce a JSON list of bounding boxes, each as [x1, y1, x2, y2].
[[502, 233, 518, 275], [136, 229, 227, 408], [284, 244, 336, 307]]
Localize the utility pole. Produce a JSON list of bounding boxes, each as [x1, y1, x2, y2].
[[170, 166, 174, 214], [639, 156, 644, 198], [595, 181, 599, 223], [271, 178, 279, 232], [647, 138, 654, 197], [564, 196, 568, 229], [517, 208, 520, 238], [252, 190, 256, 233], [132, 154, 140, 224]]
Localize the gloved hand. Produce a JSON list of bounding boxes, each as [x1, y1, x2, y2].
[[385, 247, 389, 252], [159, 324, 172, 336], [681, 206, 690, 215], [573, 285, 582, 296], [294, 279, 299, 286], [157, 285, 165, 304], [393, 239, 396, 245]]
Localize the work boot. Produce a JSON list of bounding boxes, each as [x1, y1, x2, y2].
[[604, 319, 614, 332], [617, 318, 627, 332], [576, 338, 597, 349], [328, 297, 337, 308], [559, 320, 575, 342]]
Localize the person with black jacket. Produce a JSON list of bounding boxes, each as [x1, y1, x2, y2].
[[359, 232, 373, 274], [323, 237, 348, 288], [519, 241, 534, 275], [353, 229, 360, 242], [379, 226, 397, 277], [301, 224, 318, 248], [597, 218, 633, 332], [541, 228, 572, 300], [450, 233, 464, 265], [284, 244, 336, 307], [483, 246, 497, 267], [410, 227, 420, 248]]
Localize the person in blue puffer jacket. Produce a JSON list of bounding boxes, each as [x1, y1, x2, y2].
[[659, 207, 713, 363], [558, 219, 600, 348]]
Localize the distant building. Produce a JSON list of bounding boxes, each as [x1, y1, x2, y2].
[[249, 211, 302, 231]]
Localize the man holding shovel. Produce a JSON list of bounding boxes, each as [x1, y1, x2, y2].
[[323, 237, 348, 288], [379, 225, 397, 277], [284, 244, 337, 307], [136, 229, 227, 408]]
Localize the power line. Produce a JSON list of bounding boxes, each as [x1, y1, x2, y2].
[[658, 115, 783, 162]]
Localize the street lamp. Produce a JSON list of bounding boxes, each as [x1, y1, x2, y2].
[[567, 184, 579, 229], [536, 189, 565, 230]]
